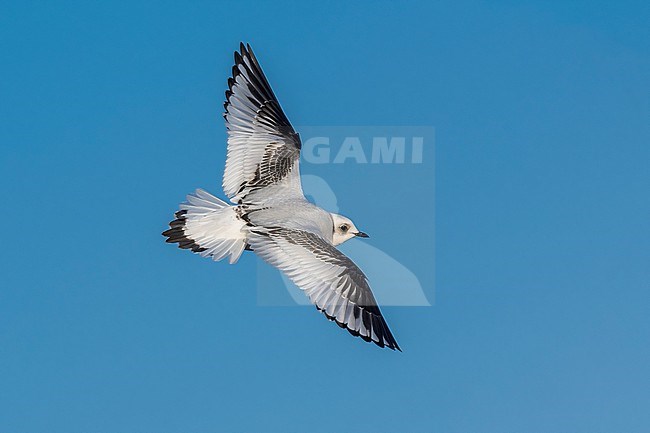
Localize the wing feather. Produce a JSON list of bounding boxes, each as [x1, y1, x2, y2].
[[248, 227, 401, 351], [223, 43, 302, 203]]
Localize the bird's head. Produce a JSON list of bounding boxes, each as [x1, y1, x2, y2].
[[330, 213, 369, 246]]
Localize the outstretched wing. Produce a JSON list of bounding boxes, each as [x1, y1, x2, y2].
[[223, 43, 302, 204], [248, 227, 401, 351]]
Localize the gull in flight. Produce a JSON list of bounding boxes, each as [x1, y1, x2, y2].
[[163, 43, 400, 351]]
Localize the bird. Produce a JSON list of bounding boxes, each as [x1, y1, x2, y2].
[[163, 43, 400, 351]]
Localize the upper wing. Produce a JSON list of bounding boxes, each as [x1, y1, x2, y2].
[[248, 227, 401, 351], [223, 43, 303, 204]]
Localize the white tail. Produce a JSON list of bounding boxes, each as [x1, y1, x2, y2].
[[163, 189, 247, 264]]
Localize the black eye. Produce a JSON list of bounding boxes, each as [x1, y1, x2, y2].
[[339, 224, 349, 232]]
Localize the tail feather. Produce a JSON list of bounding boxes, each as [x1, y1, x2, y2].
[[163, 189, 247, 264]]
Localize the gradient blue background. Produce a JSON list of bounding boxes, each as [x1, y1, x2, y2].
[[1, 1, 649, 432]]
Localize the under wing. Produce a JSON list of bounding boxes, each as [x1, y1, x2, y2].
[[248, 227, 401, 351], [223, 43, 303, 204]]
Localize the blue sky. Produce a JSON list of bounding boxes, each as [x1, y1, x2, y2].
[[1, 1, 649, 432]]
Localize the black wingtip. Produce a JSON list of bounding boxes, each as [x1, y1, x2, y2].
[[233, 50, 243, 67], [237, 42, 253, 55], [318, 305, 401, 351], [245, 43, 255, 60]]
